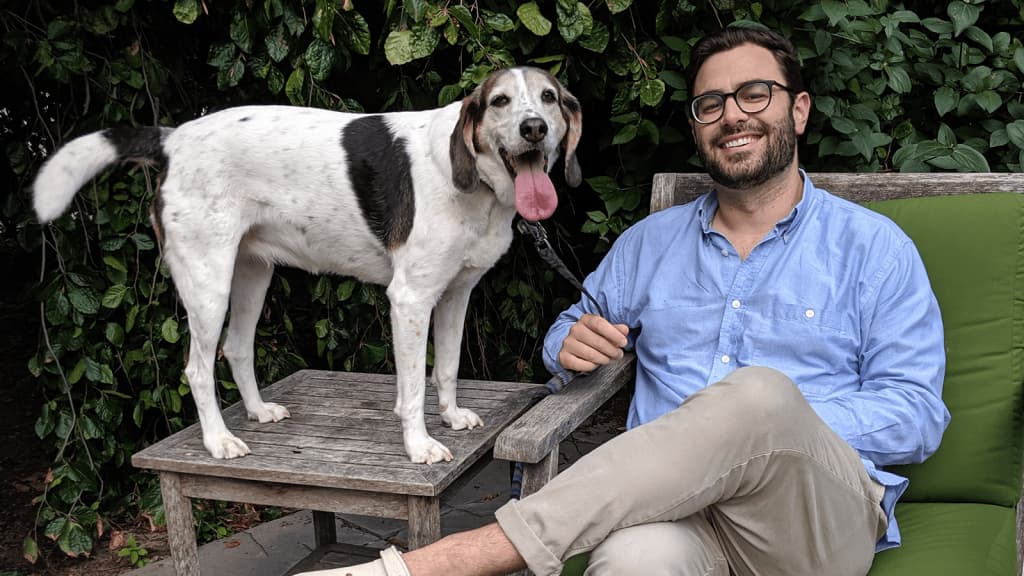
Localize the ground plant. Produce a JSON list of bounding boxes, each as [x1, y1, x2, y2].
[[2, 0, 1022, 563]]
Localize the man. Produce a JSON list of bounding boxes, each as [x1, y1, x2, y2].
[[301, 25, 949, 576]]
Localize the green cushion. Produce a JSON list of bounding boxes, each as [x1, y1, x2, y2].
[[868, 502, 1018, 575], [864, 194, 1024, 506]]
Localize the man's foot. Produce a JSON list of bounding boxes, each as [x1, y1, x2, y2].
[[294, 546, 411, 576]]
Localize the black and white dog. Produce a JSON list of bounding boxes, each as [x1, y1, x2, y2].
[[33, 67, 582, 464]]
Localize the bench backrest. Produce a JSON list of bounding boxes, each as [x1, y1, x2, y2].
[[650, 172, 1024, 559]]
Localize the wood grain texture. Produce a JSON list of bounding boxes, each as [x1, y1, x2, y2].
[[160, 473, 200, 576], [407, 496, 441, 549], [493, 354, 636, 463], [133, 370, 544, 497], [651, 172, 1024, 212]]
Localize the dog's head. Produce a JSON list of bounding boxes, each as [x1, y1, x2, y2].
[[450, 67, 582, 222]]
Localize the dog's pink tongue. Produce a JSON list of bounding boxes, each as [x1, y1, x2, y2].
[[514, 160, 558, 221]]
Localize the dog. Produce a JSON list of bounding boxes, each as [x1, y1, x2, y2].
[[32, 66, 582, 464]]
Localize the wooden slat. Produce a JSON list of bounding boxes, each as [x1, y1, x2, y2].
[[133, 371, 545, 497], [651, 172, 1024, 212], [177, 474, 408, 517], [494, 354, 637, 463]]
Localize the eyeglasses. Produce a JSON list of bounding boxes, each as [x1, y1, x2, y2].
[[690, 80, 794, 125]]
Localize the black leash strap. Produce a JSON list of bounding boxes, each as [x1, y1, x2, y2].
[[510, 219, 605, 498]]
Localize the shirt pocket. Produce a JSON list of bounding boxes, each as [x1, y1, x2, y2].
[[637, 300, 720, 369], [751, 301, 859, 393]]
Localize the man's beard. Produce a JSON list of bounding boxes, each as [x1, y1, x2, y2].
[[697, 111, 797, 190]]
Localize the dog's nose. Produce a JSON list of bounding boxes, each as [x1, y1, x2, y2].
[[520, 118, 548, 143]]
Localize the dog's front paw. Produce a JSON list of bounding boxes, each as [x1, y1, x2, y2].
[[247, 402, 291, 424], [441, 406, 484, 431], [205, 433, 251, 459], [406, 436, 454, 464]]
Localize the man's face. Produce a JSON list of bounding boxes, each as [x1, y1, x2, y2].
[[690, 44, 810, 190]]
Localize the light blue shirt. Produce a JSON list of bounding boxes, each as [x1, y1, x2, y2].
[[542, 171, 949, 551]]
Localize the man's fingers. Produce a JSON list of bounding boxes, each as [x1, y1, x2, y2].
[[558, 314, 630, 371]]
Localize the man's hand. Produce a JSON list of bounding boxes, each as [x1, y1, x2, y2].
[[558, 314, 630, 372]]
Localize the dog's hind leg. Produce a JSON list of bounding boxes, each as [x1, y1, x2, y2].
[[164, 239, 251, 459], [388, 272, 454, 464], [432, 278, 484, 431], [223, 254, 291, 424]]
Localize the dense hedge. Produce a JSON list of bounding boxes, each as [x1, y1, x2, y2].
[[3, 0, 1022, 560]]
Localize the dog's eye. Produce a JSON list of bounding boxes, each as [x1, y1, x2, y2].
[[541, 89, 557, 103], [490, 94, 510, 107]]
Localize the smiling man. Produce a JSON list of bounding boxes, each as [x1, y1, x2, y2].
[[299, 26, 949, 576]]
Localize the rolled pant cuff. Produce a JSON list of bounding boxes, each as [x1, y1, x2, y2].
[[495, 499, 563, 576]]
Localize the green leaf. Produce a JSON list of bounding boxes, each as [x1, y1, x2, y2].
[[830, 116, 857, 135], [934, 86, 958, 116], [132, 233, 155, 251], [217, 57, 245, 89], [265, 24, 290, 62], [69, 358, 86, 385], [342, 12, 371, 55], [336, 280, 355, 301], [305, 39, 336, 82], [57, 521, 92, 558], [404, 0, 427, 22], [207, 43, 235, 68], [449, 5, 479, 39], [638, 78, 665, 107], [23, 535, 39, 564], [172, 0, 199, 24], [101, 284, 128, 309], [1014, 47, 1024, 75], [102, 255, 127, 273], [285, 67, 305, 105], [518, 3, 552, 37], [884, 66, 911, 94], [313, 0, 335, 42], [557, 1, 592, 44], [482, 11, 515, 32], [105, 322, 125, 346], [161, 317, 180, 344], [1007, 120, 1024, 150], [384, 26, 439, 65], [975, 90, 1002, 114], [267, 66, 285, 94], [605, 0, 632, 14], [821, 0, 848, 25], [947, 1, 981, 37], [943, 144, 991, 172], [230, 11, 253, 53], [578, 20, 609, 53], [921, 17, 953, 35], [68, 286, 100, 315], [611, 124, 637, 145], [963, 26, 992, 52]]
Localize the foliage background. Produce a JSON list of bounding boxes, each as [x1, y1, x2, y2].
[[2, 0, 1022, 561]]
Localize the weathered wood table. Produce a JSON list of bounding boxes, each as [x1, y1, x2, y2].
[[132, 370, 544, 576]]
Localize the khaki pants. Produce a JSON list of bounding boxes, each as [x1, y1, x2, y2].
[[494, 367, 888, 576]]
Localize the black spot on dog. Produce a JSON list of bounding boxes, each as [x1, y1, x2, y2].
[[342, 116, 415, 249], [103, 126, 168, 166], [239, 116, 251, 122]]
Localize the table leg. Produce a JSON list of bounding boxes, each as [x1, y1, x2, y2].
[[160, 472, 200, 576], [407, 495, 441, 549], [312, 510, 337, 548]]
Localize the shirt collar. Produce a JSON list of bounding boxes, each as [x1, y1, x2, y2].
[[697, 169, 818, 240]]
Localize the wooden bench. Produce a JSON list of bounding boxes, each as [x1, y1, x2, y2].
[[133, 369, 543, 575], [495, 172, 1024, 576]]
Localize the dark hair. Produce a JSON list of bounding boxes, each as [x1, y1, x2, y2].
[[686, 27, 806, 97]]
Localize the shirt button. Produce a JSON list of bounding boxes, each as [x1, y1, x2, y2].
[[721, 354, 731, 364], [721, 248, 729, 257], [805, 309, 815, 318], [731, 299, 741, 309]]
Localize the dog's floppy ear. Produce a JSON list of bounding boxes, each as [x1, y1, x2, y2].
[[450, 89, 483, 192], [559, 88, 583, 188]]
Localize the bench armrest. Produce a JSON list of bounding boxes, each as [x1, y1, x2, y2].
[[494, 353, 636, 464]]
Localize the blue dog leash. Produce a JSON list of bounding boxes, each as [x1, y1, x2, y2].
[[510, 219, 607, 499]]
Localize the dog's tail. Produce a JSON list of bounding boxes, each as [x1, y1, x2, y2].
[[33, 126, 172, 223]]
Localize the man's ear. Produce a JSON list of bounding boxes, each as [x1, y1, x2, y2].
[[793, 91, 811, 136], [559, 89, 583, 188], [450, 88, 483, 192]]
